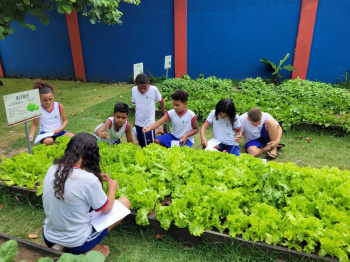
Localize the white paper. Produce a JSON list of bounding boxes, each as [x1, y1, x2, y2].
[[171, 140, 181, 147], [34, 132, 55, 145], [90, 200, 131, 232], [204, 138, 220, 151], [164, 55, 172, 69], [133, 63, 144, 81]]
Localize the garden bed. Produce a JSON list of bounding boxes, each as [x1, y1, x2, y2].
[[0, 183, 339, 262]]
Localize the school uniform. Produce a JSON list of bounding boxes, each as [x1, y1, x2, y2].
[[205, 110, 241, 156], [240, 112, 279, 150], [94, 117, 129, 145], [157, 109, 196, 148], [42, 165, 108, 254], [131, 85, 163, 147]]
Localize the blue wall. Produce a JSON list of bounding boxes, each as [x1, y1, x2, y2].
[[187, 0, 301, 80], [78, 0, 174, 82], [1, 0, 350, 83], [307, 1, 350, 83], [0, 10, 74, 78]]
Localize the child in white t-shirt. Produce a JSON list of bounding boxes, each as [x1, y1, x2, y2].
[[239, 108, 283, 159], [200, 98, 242, 156], [42, 133, 131, 257], [143, 89, 198, 148], [131, 74, 165, 147], [94, 102, 133, 145], [29, 79, 74, 145]]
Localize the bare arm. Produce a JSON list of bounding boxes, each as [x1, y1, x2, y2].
[[101, 179, 119, 214], [143, 114, 169, 133], [200, 121, 210, 148], [29, 118, 39, 142], [95, 120, 111, 139], [125, 124, 134, 144], [54, 104, 68, 134], [159, 99, 166, 115], [235, 129, 243, 143]]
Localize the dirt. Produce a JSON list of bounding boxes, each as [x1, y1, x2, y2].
[[0, 238, 60, 262], [0, 147, 28, 159]]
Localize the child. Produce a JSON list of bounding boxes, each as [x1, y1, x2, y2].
[[200, 98, 242, 156], [239, 108, 283, 159], [42, 133, 131, 257], [143, 89, 198, 148], [131, 74, 165, 147], [29, 80, 74, 145], [94, 102, 133, 145]]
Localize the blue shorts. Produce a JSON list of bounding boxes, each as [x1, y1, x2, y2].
[[245, 123, 270, 151], [40, 130, 67, 141], [156, 133, 193, 148], [135, 125, 156, 148], [218, 144, 240, 156], [43, 227, 108, 255]]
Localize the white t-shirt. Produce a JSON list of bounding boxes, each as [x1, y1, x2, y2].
[[205, 110, 241, 146], [39, 102, 62, 133], [240, 112, 279, 143], [167, 109, 196, 143], [42, 165, 108, 247], [94, 117, 129, 144], [131, 85, 163, 127]]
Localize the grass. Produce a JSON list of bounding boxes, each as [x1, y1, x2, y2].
[[0, 190, 317, 262]]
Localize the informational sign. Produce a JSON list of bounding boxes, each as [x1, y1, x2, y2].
[[3, 89, 41, 127], [164, 55, 172, 69], [133, 63, 144, 81]]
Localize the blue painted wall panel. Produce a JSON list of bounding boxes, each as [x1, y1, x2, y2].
[[78, 0, 174, 82], [187, 0, 301, 80], [0, 10, 74, 78], [307, 1, 350, 83]]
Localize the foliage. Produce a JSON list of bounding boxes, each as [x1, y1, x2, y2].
[[0, 0, 140, 40], [260, 53, 296, 84], [1, 138, 350, 261], [0, 240, 18, 262], [26, 102, 39, 112], [157, 77, 350, 132]]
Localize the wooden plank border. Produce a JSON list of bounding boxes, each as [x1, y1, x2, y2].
[[174, 0, 187, 78], [66, 9, 86, 82], [292, 0, 319, 80]]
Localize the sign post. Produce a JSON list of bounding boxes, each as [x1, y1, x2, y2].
[[133, 63, 144, 81], [3, 89, 42, 154], [164, 55, 172, 79]]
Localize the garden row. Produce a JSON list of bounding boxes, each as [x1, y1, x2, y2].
[[154, 77, 350, 132], [0, 137, 349, 261]]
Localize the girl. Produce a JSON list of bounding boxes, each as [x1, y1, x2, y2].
[[200, 98, 242, 156], [42, 132, 131, 257], [29, 79, 74, 145]]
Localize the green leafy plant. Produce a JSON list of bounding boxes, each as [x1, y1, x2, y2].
[[0, 240, 18, 262], [259, 53, 296, 84], [27, 102, 40, 112]]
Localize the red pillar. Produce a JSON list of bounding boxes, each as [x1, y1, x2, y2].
[[292, 0, 319, 80], [174, 0, 187, 78], [66, 9, 86, 82], [0, 58, 4, 78]]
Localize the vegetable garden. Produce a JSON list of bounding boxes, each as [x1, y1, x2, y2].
[[0, 77, 349, 261]]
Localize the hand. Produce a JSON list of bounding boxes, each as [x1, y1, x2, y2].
[[101, 132, 109, 139], [179, 135, 188, 146], [29, 134, 34, 142], [53, 128, 62, 134], [235, 134, 242, 143], [107, 179, 119, 192], [201, 138, 208, 148], [143, 127, 150, 133], [267, 140, 279, 148]]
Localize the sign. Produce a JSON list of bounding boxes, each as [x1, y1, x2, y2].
[[164, 55, 172, 69], [133, 63, 144, 81], [3, 89, 41, 127]]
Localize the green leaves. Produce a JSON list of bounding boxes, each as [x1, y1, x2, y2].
[[0, 240, 18, 262], [259, 53, 296, 83]]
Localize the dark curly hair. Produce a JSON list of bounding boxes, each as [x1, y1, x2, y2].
[[52, 133, 102, 200], [33, 79, 54, 95], [135, 74, 149, 85], [171, 89, 188, 103], [215, 98, 237, 128], [114, 102, 129, 115]]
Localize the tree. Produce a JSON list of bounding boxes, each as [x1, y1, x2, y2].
[[0, 0, 140, 40]]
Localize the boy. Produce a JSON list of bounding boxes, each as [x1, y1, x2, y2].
[[238, 108, 283, 159], [131, 74, 165, 147], [143, 89, 198, 148], [94, 102, 133, 144]]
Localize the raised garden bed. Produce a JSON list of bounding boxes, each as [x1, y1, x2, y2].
[[0, 183, 339, 262]]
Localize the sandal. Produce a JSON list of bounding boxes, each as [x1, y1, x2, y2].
[[277, 143, 285, 149], [265, 152, 278, 160]]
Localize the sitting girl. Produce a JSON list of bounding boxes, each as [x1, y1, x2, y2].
[[200, 98, 242, 156], [42, 133, 131, 257]]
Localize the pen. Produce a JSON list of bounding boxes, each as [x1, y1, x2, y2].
[[105, 174, 112, 182]]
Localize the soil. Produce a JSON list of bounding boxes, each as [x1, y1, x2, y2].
[[0, 147, 28, 159], [0, 238, 60, 262]]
